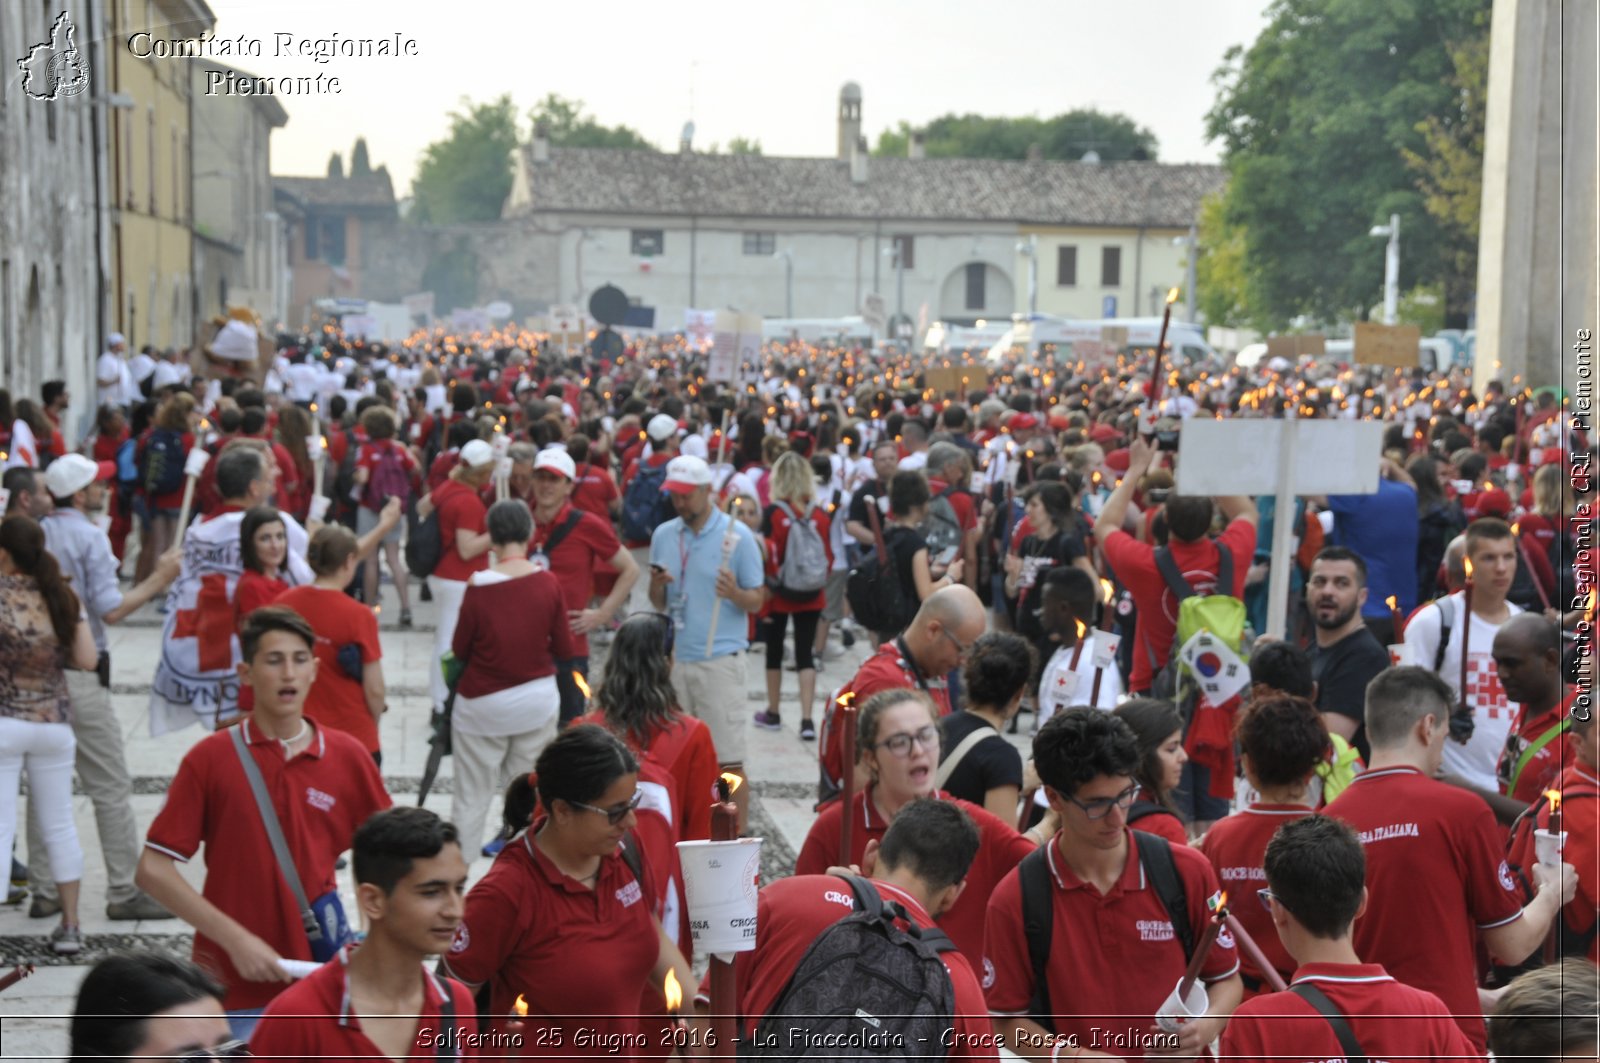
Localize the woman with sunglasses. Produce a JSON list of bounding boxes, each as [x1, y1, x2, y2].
[[70, 951, 240, 1061], [450, 499, 577, 861], [444, 725, 695, 1057], [580, 611, 718, 842], [1111, 697, 1192, 846], [794, 688, 1056, 968]]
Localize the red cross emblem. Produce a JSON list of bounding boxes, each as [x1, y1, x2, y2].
[[1056, 674, 1071, 688], [172, 572, 237, 672]]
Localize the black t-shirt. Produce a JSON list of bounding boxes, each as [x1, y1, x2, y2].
[[847, 479, 888, 531], [937, 711, 1024, 808], [884, 524, 927, 603], [1309, 626, 1390, 761], [1013, 529, 1086, 640]]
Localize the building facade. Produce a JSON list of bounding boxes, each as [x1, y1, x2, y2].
[[275, 170, 399, 328]]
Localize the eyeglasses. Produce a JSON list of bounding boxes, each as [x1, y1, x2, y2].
[[1257, 888, 1277, 912], [939, 628, 976, 660], [874, 725, 940, 758], [176, 1041, 250, 1060], [570, 789, 644, 826], [1065, 784, 1139, 820]]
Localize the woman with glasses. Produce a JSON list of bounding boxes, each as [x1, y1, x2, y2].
[[1111, 697, 1192, 846], [70, 951, 240, 1061], [794, 688, 1055, 968], [581, 611, 718, 842], [444, 725, 695, 1056], [1197, 695, 1326, 996], [450, 499, 577, 860]]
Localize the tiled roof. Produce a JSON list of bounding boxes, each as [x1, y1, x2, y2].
[[512, 147, 1223, 228], [273, 172, 396, 212]]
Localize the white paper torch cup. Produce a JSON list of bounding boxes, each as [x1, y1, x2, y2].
[[1154, 978, 1210, 1034], [183, 447, 210, 478], [1534, 829, 1567, 868], [1387, 643, 1414, 667], [676, 838, 763, 955]]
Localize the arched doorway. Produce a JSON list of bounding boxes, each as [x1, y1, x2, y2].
[[939, 262, 1014, 325]]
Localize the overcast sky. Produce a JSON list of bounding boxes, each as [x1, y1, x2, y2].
[[195, 0, 1271, 193]]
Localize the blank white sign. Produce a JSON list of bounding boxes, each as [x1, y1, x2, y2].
[[1174, 419, 1384, 497]]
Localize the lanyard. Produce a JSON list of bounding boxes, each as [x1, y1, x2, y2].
[[894, 636, 934, 695]]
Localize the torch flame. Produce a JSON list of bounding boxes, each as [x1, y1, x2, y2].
[[514, 994, 528, 1017], [1074, 619, 1087, 640], [1165, 287, 1180, 305], [719, 772, 743, 795], [1101, 578, 1115, 604], [1463, 557, 1474, 581], [1586, 589, 1596, 622], [1546, 789, 1562, 814], [572, 671, 591, 699], [663, 969, 682, 1013], [1385, 595, 1398, 611]]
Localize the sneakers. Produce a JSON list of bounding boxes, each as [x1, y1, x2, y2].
[[399, 608, 414, 629], [107, 891, 174, 921], [799, 719, 817, 741], [752, 710, 782, 731], [50, 923, 83, 955], [6, 885, 23, 906], [29, 894, 61, 919]]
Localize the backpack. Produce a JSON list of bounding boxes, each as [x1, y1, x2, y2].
[[138, 428, 187, 496], [406, 508, 443, 578], [621, 459, 675, 542], [1019, 831, 1192, 1031], [845, 501, 915, 637], [364, 442, 413, 509], [1497, 783, 1600, 976], [918, 486, 964, 567], [771, 501, 829, 599], [329, 428, 361, 520], [749, 874, 955, 1060], [1148, 543, 1248, 713]]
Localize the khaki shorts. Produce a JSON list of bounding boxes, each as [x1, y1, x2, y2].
[[670, 653, 747, 765], [821, 568, 849, 623]]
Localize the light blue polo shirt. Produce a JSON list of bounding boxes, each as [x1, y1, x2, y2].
[[649, 507, 764, 663]]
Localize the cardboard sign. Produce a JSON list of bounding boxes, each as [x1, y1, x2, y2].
[[710, 311, 762, 383], [1074, 339, 1117, 374], [1353, 322, 1420, 367], [925, 366, 988, 394], [1265, 333, 1326, 359], [1091, 630, 1121, 671], [1100, 325, 1129, 348]]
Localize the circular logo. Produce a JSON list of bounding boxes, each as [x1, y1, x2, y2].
[[981, 957, 996, 990], [1218, 926, 1236, 950], [1497, 860, 1515, 893], [449, 924, 470, 954], [1195, 652, 1223, 678]]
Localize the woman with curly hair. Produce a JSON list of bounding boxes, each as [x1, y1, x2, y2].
[[937, 632, 1033, 819]]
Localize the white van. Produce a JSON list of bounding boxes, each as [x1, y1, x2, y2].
[[985, 315, 1216, 364]]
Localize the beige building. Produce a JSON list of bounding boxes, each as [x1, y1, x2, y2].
[[108, 0, 214, 352], [1017, 219, 1199, 322]]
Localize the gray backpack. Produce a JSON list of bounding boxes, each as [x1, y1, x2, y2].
[[772, 501, 830, 600], [749, 874, 955, 1059], [919, 486, 964, 566]]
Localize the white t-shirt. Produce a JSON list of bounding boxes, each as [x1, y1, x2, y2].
[[1036, 634, 1122, 728], [898, 451, 929, 472], [1402, 590, 1523, 789], [152, 359, 191, 391], [97, 352, 134, 407], [128, 351, 158, 385]]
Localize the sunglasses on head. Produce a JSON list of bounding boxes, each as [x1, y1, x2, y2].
[[628, 611, 676, 657]]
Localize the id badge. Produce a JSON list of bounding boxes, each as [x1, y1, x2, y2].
[[529, 550, 550, 573]]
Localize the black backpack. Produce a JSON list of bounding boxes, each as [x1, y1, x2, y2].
[[406, 509, 443, 578], [621, 459, 675, 543], [1018, 831, 1192, 1031], [749, 874, 956, 1060], [139, 428, 187, 496], [845, 499, 916, 637]]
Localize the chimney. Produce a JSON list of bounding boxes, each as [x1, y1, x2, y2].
[[837, 82, 863, 160], [1026, 143, 1042, 162], [851, 136, 869, 184], [531, 122, 550, 164], [909, 131, 925, 160], [679, 121, 695, 153]]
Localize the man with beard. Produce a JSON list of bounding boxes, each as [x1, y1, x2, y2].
[[1305, 547, 1390, 762]]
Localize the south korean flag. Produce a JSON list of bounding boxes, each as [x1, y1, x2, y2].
[[1177, 629, 1250, 705]]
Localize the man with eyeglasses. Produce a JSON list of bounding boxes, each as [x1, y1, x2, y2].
[[1219, 815, 1477, 1062], [983, 708, 1242, 1060], [823, 585, 987, 797], [525, 446, 638, 724]]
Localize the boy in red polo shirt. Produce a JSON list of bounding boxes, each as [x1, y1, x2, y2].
[[1218, 815, 1480, 1061], [250, 807, 481, 1061], [984, 708, 1242, 1060], [137, 607, 392, 1038]]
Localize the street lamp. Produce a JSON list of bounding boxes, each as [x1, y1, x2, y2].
[[1369, 213, 1400, 325], [772, 249, 793, 318], [882, 245, 906, 339]]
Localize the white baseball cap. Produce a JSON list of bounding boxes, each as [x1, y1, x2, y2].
[[680, 434, 709, 459], [663, 455, 712, 494], [534, 448, 576, 480], [459, 439, 496, 468], [45, 454, 116, 499], [647, 414, 679, 442]]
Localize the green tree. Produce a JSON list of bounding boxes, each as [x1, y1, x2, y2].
[[529, 93, 655, 150], [410, 95, 520, 224], [1205, 0, 1487, 328], [326, 152, 343, 178], [1195, 192, 1256, 328], [872, 109, 1156, 161], [725, 136, 762, 155], [350, 137, 372, 177]]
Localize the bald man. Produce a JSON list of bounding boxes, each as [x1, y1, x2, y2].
[[822, 586, 988, 798], [1493, 614, 1577, 805]]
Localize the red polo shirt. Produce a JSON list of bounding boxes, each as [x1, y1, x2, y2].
[[274, 585, 385, 754], [720, 875, 998, 1060], [250, 946, 481, 1060], [1218, 962, 1479, 1062], [432, 479, 488, 582], [574, 712, 718, 843], [533, 502, 622, 658], [1497, 688, 1579, 803], [570, 461, 619, 519], [1325, 766, 1523, 1050], [1535, 764, 1600, 961], [1101, 520, 1255, 692], [983, 830, 1239, 1048], [793, 788, 1032, 969], [144, 718, 392, 1010], [1197, 804, 1314, 990], [762, 502, 833, 614], [823, 641, 953, 790], [444, 830, 658, 1056]]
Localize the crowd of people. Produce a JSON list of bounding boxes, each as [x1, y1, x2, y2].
[[0, 315, 1594, 1061]]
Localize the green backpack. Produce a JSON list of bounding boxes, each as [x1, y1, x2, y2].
[[1149, 544, 1249, 709]]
